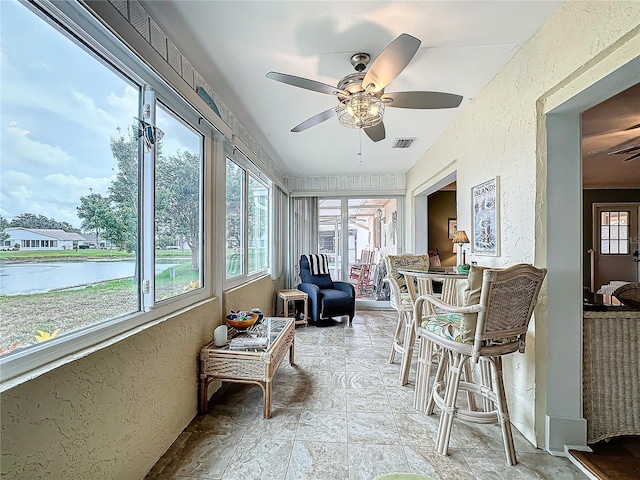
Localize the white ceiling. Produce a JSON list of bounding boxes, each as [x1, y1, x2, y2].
[[139, 1, 564, 178]]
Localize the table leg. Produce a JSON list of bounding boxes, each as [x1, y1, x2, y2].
[[199, 377, 207, 414], [283, 298, 290, 319], [303, 297, 308, 325], [263, 381, 272, 419], [289, 341, 296, 366], [273, 292, 278, 317]]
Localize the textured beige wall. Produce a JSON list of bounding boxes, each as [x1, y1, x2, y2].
[[1, 299, 219, 479], [223, 275, 277, 317], [405, 1, 640, 445]]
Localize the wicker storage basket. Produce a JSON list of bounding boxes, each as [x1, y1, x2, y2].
[[583, 310, 640, 443]]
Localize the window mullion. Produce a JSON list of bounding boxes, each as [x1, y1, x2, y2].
[[243, 172, 249, 274], [141, 87, 157, 310]]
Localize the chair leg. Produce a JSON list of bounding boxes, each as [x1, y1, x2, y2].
[[462, 362, 478, 412], [399, 314, 417, 385], [489, 356, 517, 466], [435, 352, 467, 456], [413, 336, 431, 411], [480, 358, 494, 413], [426, 347, 448, 415], [388, 309, 404, 364]]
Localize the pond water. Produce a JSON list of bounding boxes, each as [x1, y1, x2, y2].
[[0, 260, 179, 296]]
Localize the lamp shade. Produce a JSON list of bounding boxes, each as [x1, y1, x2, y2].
[[452, 230, 470, 245]]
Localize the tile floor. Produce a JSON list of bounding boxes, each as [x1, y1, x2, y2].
[[145, 310, 586, 480]]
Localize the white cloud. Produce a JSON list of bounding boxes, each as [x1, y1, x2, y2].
[[42, 172, 114, 198], [0, 170, 36, 219], [4, 126, 75, 167], [72, 90, 117, 129], [3, 78, 137, 144], [107, 85, 138, 111], [0, 169, 33, 186], [0, 169, 115, 227]]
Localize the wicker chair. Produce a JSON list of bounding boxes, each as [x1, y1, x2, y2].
[[415, 263, 546, 466], [384, 254, 430, 385]]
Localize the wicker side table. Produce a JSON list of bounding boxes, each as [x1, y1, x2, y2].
[[199, 318, 295, 418], [275, 289, 308, 326]]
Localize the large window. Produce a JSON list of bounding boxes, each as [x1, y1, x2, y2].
[[248, 175, 269, 273], [154, 103, 203, 302], [225, 157, 270, 281], [225, 159, 245, 278], [0, 1, 208, 380]]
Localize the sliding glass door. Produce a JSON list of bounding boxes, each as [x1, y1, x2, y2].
[[318, 198, 343, 280], [318, 196, 400, 301]]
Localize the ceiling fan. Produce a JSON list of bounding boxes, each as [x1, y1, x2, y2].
[[587, 123, 640, 162], [265, 33, 463, 142]]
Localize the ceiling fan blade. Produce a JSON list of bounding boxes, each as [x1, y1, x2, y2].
[[588, 136, 640, 155], [266, 72, 341, 96], [363, 34, 421, 92], [364, 122, 385, 142], [383, 91, 463, 109], [291, 107, 337, 132], [623, 151, 640, 162]]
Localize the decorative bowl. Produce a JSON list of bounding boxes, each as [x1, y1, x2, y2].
[[225, 312, 258, 330]]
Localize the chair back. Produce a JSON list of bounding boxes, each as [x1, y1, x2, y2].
[[299, 255, 334, 289], [473, 263, 547, 361], [384, 254, 430, 293]]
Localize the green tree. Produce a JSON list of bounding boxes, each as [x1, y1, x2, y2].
[[156, 150, 201, 269], [108, 129, 139, 252], [8, 213, 81, 232], [77, 191, 112, 247], [102, 206, 134, 251], [225, 160, 242, 251], [0, 215, 9, 243]]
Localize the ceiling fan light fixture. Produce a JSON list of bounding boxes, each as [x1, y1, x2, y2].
[[337, 92, 384, 129]]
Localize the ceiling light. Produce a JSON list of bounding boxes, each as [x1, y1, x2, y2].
[[337, 92, 384, 129]]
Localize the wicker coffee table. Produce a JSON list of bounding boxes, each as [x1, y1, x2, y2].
[[199, 318, 295, 418]]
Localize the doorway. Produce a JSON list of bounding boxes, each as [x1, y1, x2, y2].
[[545, 56, 640, 454], [318, 196, 401, 303]]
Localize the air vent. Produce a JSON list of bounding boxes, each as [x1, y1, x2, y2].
[[392, 138, 416, 149]]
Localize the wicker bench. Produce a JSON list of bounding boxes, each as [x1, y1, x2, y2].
[[583, 309, 640, 443]]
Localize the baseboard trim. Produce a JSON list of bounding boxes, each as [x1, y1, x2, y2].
[[545, 415, 588, 454]]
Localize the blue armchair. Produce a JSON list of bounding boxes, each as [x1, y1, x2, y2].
[[297, 255, 355, 325]]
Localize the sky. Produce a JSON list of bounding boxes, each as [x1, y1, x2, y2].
[[0, 0, 200, 229]]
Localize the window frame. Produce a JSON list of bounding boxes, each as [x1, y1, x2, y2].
[[599, 209, 630, 255], [0, 0, 214, 386]]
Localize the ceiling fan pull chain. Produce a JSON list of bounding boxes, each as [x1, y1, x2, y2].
[[358, 128, 364, 166]]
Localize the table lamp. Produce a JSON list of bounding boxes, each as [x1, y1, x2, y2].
[[452, 230, 470, 267]]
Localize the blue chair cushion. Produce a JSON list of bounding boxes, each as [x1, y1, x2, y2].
[[311, 274, 334, 289], [320, 288, 351, 303]]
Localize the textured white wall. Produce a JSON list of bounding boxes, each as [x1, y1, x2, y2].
[[1, 299, 219, 479], [405, 1, 640, 447]]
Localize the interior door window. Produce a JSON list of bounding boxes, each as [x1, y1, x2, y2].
[[600, 210, 629, 254]]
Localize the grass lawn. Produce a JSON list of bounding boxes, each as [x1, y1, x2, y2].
[[0, 262, 199, 354], [0, 249, 191, 263]]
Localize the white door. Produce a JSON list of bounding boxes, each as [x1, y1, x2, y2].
[[593, 203, 640, 292]]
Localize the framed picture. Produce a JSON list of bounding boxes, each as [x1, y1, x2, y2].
[[448, 218, 457, 239], [471, 176, 500, 256]]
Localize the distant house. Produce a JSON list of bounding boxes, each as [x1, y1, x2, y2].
[[78, 233, 112, 249], [3, 228, 86, 250]]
